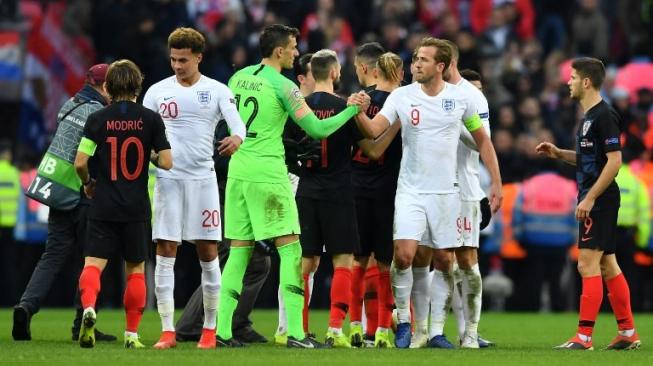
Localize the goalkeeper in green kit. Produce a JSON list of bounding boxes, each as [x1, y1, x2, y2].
[[217, 24, 366, 348]]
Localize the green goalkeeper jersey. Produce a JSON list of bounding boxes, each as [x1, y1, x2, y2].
[[227, 64, 358, 183]]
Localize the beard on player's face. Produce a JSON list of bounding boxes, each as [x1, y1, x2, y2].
[[415, 71, 434, 84]]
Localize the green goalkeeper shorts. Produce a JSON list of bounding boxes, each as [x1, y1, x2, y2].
[[224, 177, 300, 241]]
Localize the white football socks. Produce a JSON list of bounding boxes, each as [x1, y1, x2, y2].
[[451, 264, 466, 340], [391, 263, 413, 324], [411, 266, 431, 329], [429, 268, 454, 338], [155, 255, 176, 332], [461, 263, 482, 336], [200, 257, 221, 330]]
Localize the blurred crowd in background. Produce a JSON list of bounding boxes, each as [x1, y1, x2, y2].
[[1, 0, 653, 313]]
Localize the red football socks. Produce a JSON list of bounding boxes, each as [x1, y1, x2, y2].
[[363, 266, 379, 335], [124, 273, 146, 333], [377, 269, 393, 329], [328, 267, 352, 328], [79, 265, 102, 310], [577, 275, 603, 337], [606, 273, 635, 331]]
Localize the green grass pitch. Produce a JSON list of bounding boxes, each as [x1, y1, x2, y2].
[[1, 309, 651, 366]]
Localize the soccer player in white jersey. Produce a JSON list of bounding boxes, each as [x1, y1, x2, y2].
[[142, 27, 246, 350], [438, 39, 492, 349], [352, 37, 503, 349]]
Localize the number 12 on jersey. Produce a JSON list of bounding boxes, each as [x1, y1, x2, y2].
[[234, 94, 259, 130]]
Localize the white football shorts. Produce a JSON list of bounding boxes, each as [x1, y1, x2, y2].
[[153, 177, 221, 242], [393, 190, 462, 249]]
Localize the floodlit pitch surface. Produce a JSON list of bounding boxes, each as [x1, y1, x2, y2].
[[1, 310, 651, 366]]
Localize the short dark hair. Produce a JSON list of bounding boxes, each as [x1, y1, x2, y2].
[[460, 69, 482, 83], [105, 59, 144, 100], [310, 50, 338, 81], [259, 24, 299, 58], [355, 42, 385, 65], [168, 27, 205, 54], [571, 57, 605, 90], [294, 53, 313, 78]]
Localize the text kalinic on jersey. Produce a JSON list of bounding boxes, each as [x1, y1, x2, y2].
[[235, 80, 263, 91]]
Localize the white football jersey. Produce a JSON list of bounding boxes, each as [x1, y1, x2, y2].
[[456, 78, 491, 201], [143, 75, 246, 180], [379, 82, 478, 194]]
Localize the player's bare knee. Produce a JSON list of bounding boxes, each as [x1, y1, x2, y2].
[[432, 250, 454, 272], [302, 257, 319, 274], [455, 247, 477, 270], [577, 259, 599, 277], [125, 261, 145, 275], [599, 255, 621, 279], [393, 252, 413, 270], [274, 234, 300, 247], [156, 241, 178, 257], [412, 252, 431, 268], [196, 240, 218, 262], [333, 253, 353, 268], [84, 257, 108, 271], [354, 256, 369, 269]]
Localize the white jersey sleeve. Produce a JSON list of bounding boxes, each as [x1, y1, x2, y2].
[[142, 85, 158, 112], [215, 83, 246, 141], [457, 78, 492, 201], [378, 89, 400, 126], [459, 80, 490, 150]]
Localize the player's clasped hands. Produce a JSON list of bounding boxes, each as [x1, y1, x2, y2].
[[347, 91, 370, 111], [218, 135, 243, 156]]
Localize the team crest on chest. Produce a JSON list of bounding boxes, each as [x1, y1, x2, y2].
[[442, 99, 455, 112], [197, 91, 211, 105], [581, 119, 593, 136]]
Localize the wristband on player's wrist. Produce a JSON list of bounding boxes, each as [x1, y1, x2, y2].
[[150, 153, 160, 168]]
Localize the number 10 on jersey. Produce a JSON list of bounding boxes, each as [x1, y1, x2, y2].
[[106, 137, 145, 181]]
